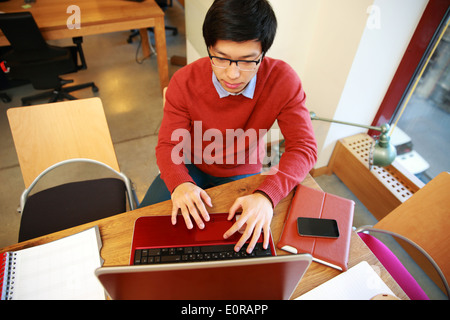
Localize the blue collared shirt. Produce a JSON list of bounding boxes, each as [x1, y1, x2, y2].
[[212, 72, 257, 99]]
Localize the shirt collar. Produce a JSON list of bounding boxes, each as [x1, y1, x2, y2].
[[212, 72, 257, 99]]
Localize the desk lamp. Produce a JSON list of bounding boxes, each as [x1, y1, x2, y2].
[[310, 111, 397, 168]]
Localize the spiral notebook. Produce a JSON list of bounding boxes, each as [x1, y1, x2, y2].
[[1, 227, 105, 300]]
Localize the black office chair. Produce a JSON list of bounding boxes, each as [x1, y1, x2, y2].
[[127, 0, 178, 44], [0, 68, 11, 102], [0, 46, 30, 103], [0, 12, 98, 106], [0, 93, 10, 103]]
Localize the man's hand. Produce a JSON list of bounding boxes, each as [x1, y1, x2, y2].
[[171, 182, 213, 229], [223, 193, 273, 253]]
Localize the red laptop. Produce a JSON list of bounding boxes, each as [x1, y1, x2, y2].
[[95, 213, 312, 299], [129, 213, 275, 265]]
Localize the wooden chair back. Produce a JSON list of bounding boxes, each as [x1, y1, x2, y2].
[[7, 98, 120, 188], [375, 172, 450, 294]]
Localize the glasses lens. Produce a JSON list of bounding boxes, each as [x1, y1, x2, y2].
[[211, 57, 229, 68], [238, 61, 257, 71]]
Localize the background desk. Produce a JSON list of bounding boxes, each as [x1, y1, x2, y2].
[[0, 0, 169, 92], [0, 174, 408, 300]]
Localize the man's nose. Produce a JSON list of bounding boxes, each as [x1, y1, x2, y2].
[[226, 62, 240, 79]]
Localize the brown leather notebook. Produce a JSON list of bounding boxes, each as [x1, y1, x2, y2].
[[278, 184, 355, 271]]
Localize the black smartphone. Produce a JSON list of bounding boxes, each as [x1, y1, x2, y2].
[[297, 217, 340, 239]]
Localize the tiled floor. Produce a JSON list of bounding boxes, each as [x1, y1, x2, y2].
[[0, 2, 186, 248], [0, 3, 446, 299]]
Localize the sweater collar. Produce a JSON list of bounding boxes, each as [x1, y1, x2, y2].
[[212, 72, 256, 99]]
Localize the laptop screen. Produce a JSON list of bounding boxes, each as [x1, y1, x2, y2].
[[95, 254, 312, 300]]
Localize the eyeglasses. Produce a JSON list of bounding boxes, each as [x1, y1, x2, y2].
[[208, 50, 263, 71]]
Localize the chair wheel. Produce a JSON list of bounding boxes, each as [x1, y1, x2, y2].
[[1, 93, 11, 103], [92, 85, 99, 93]]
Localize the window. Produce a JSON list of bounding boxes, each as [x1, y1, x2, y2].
[[371, 1, 449, 184]]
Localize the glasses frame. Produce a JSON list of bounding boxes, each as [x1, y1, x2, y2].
[[207, 50, 264, 71]]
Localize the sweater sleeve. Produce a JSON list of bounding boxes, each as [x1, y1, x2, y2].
[[254, 71, 318, 207], [155, 77, 196, 193]]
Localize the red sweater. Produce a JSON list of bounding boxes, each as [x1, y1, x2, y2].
[[156, 57, 317, 206]]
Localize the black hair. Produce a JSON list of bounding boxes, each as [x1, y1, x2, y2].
[[202, 0, 277, 55]]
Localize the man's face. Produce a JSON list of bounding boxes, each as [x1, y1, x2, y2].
[[209, 40, 263, 94]]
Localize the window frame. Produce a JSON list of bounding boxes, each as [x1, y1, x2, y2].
[[369, 0, 450, 136]]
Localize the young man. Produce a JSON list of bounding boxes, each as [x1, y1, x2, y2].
[[140, 0, 317, 254]]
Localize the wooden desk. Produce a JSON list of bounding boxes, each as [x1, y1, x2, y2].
[[0, 0, 169, 92], [0, 174, 408, 300]]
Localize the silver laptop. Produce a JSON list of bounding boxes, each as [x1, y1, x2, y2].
[[95, 254, 312, 300]]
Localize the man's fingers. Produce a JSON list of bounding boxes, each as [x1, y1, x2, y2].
[[171, 205, 178, 225], [200, 190, 213, 209], [263, 222, 270, 249], [187, 203, 205, 229], [245, 220, 264, 253], [232, 217, 257, 252], [196, 191, 211, 222], [227, 198, 242, 221], [223, 212, 247, 240], [171, 183, 212, 230], [179, 206, 194, 229]]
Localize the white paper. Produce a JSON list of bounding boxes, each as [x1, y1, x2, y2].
[[9, 227, 104, 300], [297, 261, 396, 300]]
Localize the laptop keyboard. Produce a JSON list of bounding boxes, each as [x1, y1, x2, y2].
[[133, 243, 272, 265]]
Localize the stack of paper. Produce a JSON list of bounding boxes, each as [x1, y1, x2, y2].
[[297, 261, 396, 300]]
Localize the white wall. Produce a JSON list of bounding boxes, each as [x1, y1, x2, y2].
[[317, 0, 428, 167], [185, 0, 212, 62], [185, 0, 428, 168]]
